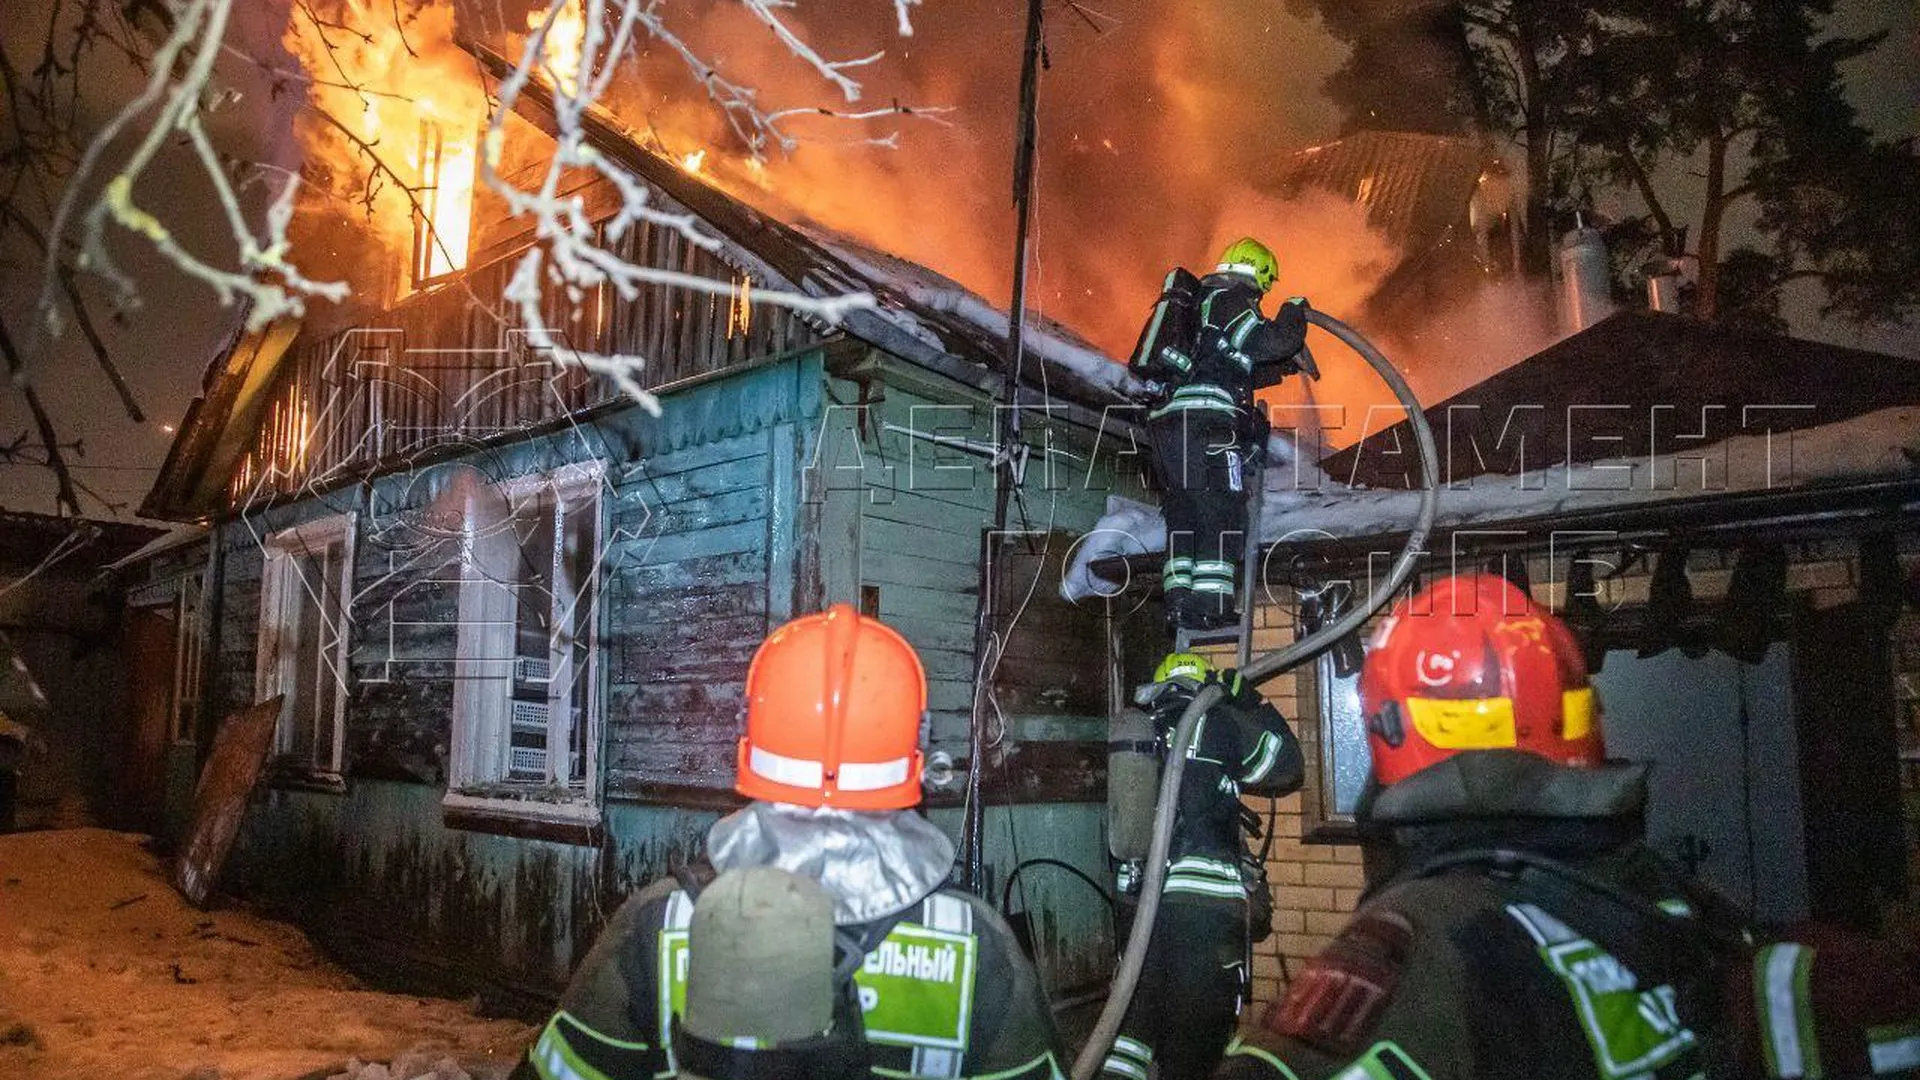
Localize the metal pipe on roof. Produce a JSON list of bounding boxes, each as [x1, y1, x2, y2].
[[1557, 217, 1617, 333]]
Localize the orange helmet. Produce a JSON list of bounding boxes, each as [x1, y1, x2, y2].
[[736, 604, 928, 810], [1360, 573, 1602, 787]]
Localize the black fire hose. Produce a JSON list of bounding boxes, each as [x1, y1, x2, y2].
[[1069, 309, 1440, 1080]]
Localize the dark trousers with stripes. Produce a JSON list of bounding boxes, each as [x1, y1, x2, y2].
[[1148, 409, 1248, 617], [1103, 899, 1245, 1080]]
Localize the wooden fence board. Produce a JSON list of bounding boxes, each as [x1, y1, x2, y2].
[[171, 697, 284, 908]]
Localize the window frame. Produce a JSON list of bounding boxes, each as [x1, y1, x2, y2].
[[408, 119, 473, 288], [255, 512, 358, 781], [171, 572, 206, 744], [1300, 649, 1369, 843], [445, 460, 607, 824]]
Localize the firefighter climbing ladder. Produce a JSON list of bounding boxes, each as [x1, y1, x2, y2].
[[1173, 468, 1264, 669], [1073, 309, 1440, 1080]]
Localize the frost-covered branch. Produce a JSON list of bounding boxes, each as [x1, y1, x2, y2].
[[484, 0, 933, 413], [736, 0, 881, 103], [35, 0, 930, 432], [893, 0, 922, 37], [37, 0, 348, 339], [614, 0, 938, 159]]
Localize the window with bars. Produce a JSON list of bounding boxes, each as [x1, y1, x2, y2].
[[256, 515, 356, 777], [448, 462, 604, 814]]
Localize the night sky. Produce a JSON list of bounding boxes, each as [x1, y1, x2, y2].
[[0, 0, 1914, 520]]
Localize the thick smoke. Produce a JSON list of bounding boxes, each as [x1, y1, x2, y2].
[[576, 0, 1559, 443], [582, 0, 1353, 354], [285, 0, 1560, 448]]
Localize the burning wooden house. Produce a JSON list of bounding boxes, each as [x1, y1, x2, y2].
[[121, 43, 1162, 1006]]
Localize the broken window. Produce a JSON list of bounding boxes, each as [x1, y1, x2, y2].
[[257, 514, 357, 777], [448, 462, 604, 814]]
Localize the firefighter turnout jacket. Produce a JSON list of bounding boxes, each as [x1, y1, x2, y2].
[[1218, 751, 1731, 1079], [1149, 273, 1307, 428], [522, 856, 1066, 1080], [1148, 670, 1304, 905], [1101, 673, 1304, 1080], [1215, 750, 1920, 1080]]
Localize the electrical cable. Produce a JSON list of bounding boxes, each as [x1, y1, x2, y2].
[[1001, 857, 1119, 920], [1069, 308, 1441, 1080]]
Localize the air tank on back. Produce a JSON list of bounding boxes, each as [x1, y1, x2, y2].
[[1107, 707, 1159, 864]]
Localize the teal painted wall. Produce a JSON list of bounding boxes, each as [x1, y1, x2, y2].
[[204, 345, 1138, 1007], [808, 358, 1151, 759], [228, 778, 718, 1000]]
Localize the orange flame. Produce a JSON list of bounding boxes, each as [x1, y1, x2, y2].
[[527, 1, 588, 95], [680, 149, 707, 174], [418, 123, 476, 279], [285, 0, 486, 289]]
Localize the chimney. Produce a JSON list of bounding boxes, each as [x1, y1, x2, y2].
[[1642, 254, 1691, 313], [1556, 217, 1616, 334]]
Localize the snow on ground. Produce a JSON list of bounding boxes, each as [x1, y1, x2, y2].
[[0, 829, 532, 1080]]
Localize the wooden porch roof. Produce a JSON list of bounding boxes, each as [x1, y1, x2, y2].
[[1323, 310, 1920, 490]]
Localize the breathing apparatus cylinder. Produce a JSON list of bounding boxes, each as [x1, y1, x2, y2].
[[676, 867, 863, 1080], [1106, 706, 1160, 867]]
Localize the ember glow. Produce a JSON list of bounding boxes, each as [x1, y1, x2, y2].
[[415, 121, 477, 279]]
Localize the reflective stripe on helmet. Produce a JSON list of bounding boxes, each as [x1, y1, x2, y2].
[[738, 604, 928, 810], [1214, 261, 1265, 281], [749, 744, 823, 788], [748, 744, 913, 792], [1563, 687, 1596, 740], [837, 755, 914, 791], [1154, 652, 1212, 683], [1403, 695, 1517, 751]]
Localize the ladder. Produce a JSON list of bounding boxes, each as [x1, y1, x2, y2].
[[1173, 469, 1263, 669]]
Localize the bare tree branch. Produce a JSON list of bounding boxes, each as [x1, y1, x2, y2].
[[480, 0, 944, 413], [37, 0, 349, 343], [0, 312, 83, 516]]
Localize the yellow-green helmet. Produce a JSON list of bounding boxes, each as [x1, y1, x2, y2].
[[1216, 237, 1279, 292], [1153, 652, 1213, 684]]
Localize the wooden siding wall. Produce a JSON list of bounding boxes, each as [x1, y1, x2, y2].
[[229, 156, 817, 507], [812, 367, 1153, 769], [604, 428, 786, 793], [192, 345, 1154, 1004], [200, 354, 822, 1001], [806, 358, 1152, 994]]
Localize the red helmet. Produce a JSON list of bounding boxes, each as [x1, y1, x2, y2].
[[1360, 573, 1602, 787], [736, 604, 928, 810]]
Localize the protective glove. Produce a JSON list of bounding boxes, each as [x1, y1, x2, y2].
[[1130, 379, 1168, 406]]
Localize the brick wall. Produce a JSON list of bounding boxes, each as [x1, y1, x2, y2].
[[1223, 535, 1920, 1019]]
